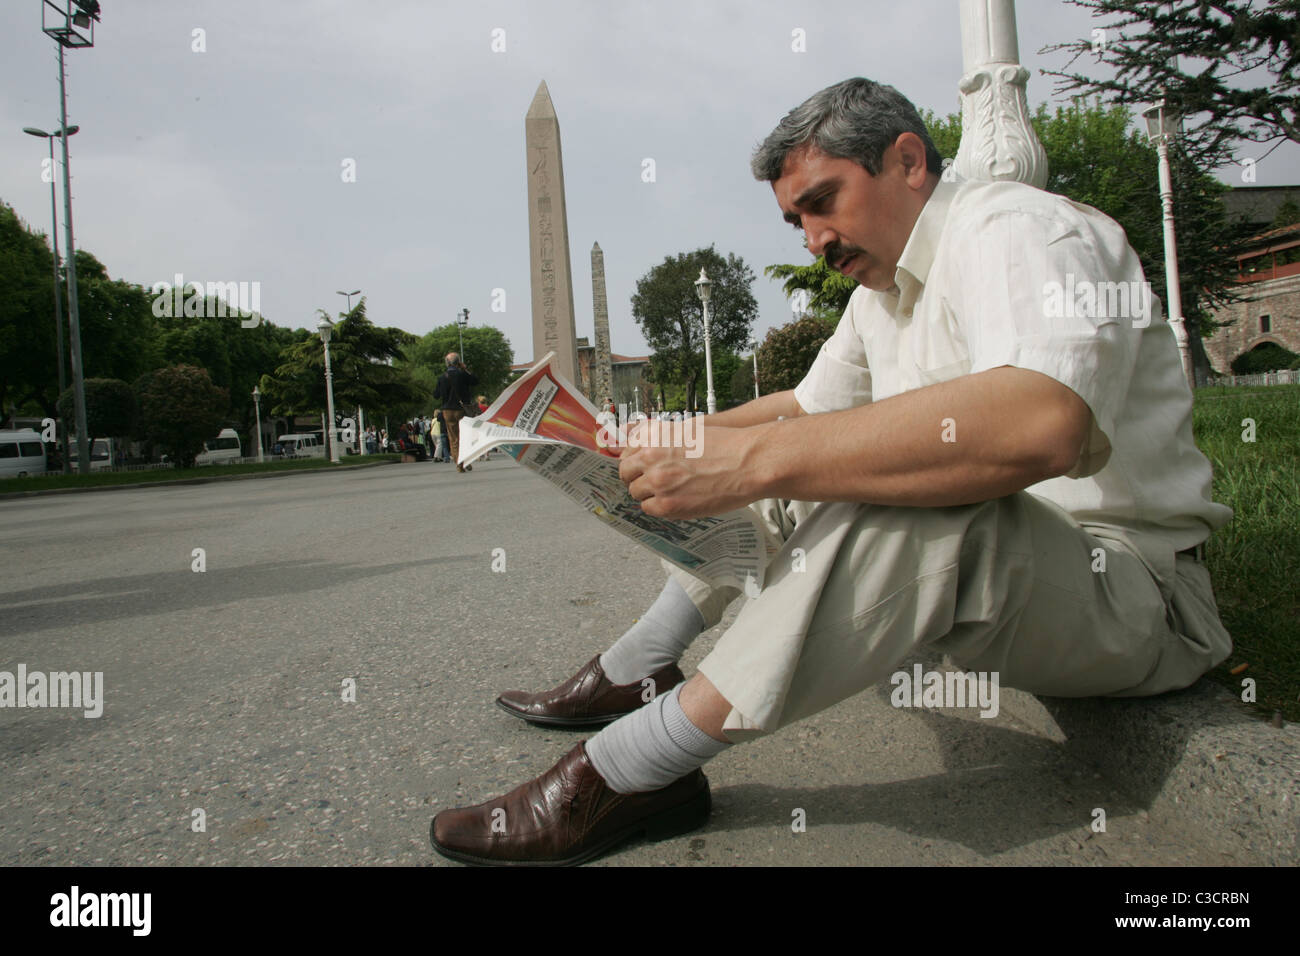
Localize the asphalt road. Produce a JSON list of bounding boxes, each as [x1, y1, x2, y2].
[[0, 459, 1251, 865]]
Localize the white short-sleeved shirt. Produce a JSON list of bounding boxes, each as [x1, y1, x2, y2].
[[793, 178, 1231, 550]]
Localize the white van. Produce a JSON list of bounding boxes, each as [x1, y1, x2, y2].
[[0, 430, 49, 477], [87, 438, 118, 472], [275, 433, 323, 459], [195, 428, 242, 466]]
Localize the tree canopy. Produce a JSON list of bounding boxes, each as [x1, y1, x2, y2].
[[258, 300, 427, 427], [405, 324, 515, 404], [134, 365, 228, 468], [1039, 0, 1299, 170], [631, 245, 758, 411]]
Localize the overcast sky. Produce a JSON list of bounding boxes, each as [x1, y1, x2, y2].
[[2, 1, 1296, 368]]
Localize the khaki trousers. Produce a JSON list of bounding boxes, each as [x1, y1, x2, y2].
[[670, 493, 1232, 743], [442, 409, 464, 465]]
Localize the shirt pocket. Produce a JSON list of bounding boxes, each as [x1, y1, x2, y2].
[[907, 303, 971, 387]]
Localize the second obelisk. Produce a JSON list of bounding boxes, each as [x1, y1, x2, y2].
[[525, 80, 581, 384]]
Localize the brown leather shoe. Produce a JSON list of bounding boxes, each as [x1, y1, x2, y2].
[[430, 742, 710, 866], [495, 655, 685, 727]]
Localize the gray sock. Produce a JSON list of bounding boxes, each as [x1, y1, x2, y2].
[[600, 578, 705, 685], [587, 684, 732, 794]]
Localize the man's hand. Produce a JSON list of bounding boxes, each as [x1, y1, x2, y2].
[[618, 419, 765, 518]]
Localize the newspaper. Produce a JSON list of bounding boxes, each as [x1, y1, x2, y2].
[[457, 353, 780, 591]]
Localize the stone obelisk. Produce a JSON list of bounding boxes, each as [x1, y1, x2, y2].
[[525, 80, 580, 384], [590, 242, 615, 405]]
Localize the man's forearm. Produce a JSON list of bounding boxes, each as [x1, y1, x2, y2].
[[700, 389, 803, 429], [744, 367, 1090, 509]]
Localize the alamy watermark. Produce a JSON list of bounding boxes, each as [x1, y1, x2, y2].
[[889, 663, 999, 718], [0, 665, 103, 718], [596, 404, 705, 458], [151, 272, 262, 326], [1042, 274, 1153, 328]]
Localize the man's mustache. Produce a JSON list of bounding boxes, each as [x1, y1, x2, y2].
[[824, 241, 866, 273]]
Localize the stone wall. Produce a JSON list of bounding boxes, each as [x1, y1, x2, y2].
[[1202, 274, 1300, 373]]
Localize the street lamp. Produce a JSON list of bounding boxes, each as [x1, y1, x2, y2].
[[317, 317, 341, 463], [336, 289, 363, 454], [23, 123, 79, 473], [41, 1, 101, 474], [456, 307, 470, 358], [750, 340, 761, 400], [252, 385, 265, 463], [694, 268, 717, 415], [336, 289, 360, 314], [1142, 96, 1194, 389]]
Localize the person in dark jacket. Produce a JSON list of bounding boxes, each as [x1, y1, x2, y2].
[[434, 353, 479, 472]]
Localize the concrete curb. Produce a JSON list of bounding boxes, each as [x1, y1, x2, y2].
[[970, 667, 1299, 865], [0, 458, 401, 501]]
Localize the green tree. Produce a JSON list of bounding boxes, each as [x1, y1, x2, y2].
[[57, 378, 134, 440], [1231, 343, 1298, 375], [632, 246, 758, 412], [134, 365, 228, 468], [1040, 0, 1299, 169], [756, 315, 837, 394], [259, 300, 426, 430], [1273, 198, 1300, 229], [0, 202, 66, 427], [72, 250, 163, 386]]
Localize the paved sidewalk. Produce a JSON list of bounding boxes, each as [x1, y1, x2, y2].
[[0, 458, 1290, 865]]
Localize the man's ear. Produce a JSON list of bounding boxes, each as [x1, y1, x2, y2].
[[894, 132, 932, 187]]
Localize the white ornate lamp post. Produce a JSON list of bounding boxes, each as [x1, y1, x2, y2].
[[694, 268, 717, 415], [1143, 97, 1194, 390], [252, 385, 265, 463], [317, 317, 341, 464], [955, 0, 1048, 188]]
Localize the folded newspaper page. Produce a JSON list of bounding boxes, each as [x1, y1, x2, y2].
[[458, 353, 780, 591]]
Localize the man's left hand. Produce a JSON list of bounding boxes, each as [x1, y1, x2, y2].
[[618, 419, 762, 519]]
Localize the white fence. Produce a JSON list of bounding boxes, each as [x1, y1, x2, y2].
[[1205, 370, 1300, 387]]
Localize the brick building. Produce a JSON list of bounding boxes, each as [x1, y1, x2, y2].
[[1203, 187, 1300, 374]]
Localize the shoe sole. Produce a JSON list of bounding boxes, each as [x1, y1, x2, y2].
[[493, 698, 636, 728], [430, 783, 711, 867]]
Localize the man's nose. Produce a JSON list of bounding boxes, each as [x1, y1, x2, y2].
[[804, 219, 834, 258]]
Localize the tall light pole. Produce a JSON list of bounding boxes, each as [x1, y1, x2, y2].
[[751, 340, 760, 400], [336, 289, 362, 452], [694, 269, 717, 415], [23, 123, 79, 473], [336, 289, 360, 314], [317, 317, 341, 463], [41, 1, 100, 474], [252, 385, 265, 463], [456, 307, 469, 358], [1143, 96, 1195, 390]]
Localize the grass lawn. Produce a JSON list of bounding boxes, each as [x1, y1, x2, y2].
[[0, 454, 401, 495], [1194, 384, 1299, 722]]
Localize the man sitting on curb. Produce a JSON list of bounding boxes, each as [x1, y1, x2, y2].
[[430, 77, 1233, 866]]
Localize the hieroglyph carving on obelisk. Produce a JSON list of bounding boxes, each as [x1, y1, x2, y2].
[[525, 80, 581, 384], [590, 242, 615, 405]]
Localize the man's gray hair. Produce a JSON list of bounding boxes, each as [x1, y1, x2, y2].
[[751, 77, 943, 182]]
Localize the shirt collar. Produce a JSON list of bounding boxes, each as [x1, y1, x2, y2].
[[890, 179, 960, 317]]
